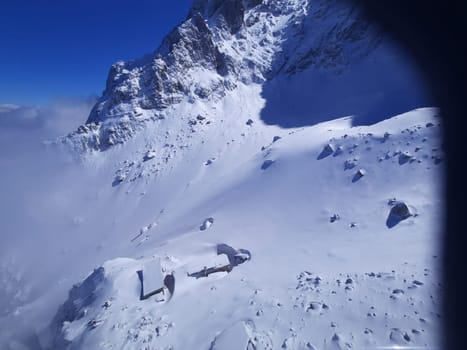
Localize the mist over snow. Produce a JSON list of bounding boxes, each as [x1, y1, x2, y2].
[[0, 1, 444, 349], [0, 98, 96, 335]]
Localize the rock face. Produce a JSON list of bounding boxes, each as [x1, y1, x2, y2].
[[60, 0, 385, 153]]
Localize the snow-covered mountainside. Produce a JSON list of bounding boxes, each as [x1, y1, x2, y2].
[[43, 108, 443, 350], [0, 0, 442, 349], [60, 0, 426, 154]]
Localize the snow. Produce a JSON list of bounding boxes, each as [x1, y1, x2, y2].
[[0, 102, 443, 349], [0, 0, 443, 349]]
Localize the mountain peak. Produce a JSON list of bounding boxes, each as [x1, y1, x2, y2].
[[59, 0, 416, 155]]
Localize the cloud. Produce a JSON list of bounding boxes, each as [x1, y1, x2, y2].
[[0, 97, 96, 160], [0, 104, 20, 113], [0, 97, 97, 330], [0, 105, 40, 129], [0, 97, 96, 137]]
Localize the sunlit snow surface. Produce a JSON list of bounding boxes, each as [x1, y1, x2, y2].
[[0, 102, 443, 349]]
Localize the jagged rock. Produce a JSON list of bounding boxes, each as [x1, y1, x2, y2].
[[317, 143, 335, 159], [60, 0, 384, 154]]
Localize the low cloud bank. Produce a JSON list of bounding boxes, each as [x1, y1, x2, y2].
[[0, 97, 97, 347]]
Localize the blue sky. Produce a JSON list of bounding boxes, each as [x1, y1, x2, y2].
[[0, 0, 193, 106]]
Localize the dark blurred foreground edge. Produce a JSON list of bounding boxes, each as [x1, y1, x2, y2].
[[351, 0, 467, 348]]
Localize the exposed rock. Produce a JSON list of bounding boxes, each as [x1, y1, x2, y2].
[[60, 0, 385, 154], [398, 151, 413, 165], [317, 143, 335, 159], [386, 201, 411, 228], [344, 158, 358, 170], [143, 150, 157, 161], [200, 217, 215, 231], [261, 159, 275, 170], [352, 168, 366, 182], [333, 146, 344, 156], [330, 214, 340, 223], [49, 267, 106, 348]]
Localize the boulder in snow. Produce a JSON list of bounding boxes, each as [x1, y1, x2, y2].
[[352, 169, 366, 182], [333, 146, 344, 156], [398, 151, 413, 165], [143, 150, 157, 161], [386, 201, 412, 228], [261, 159, 274, 170], [112, 173, 126, 186], [330, 214, 340, 223], [200, 217, 214, 231], [317, 143, 335, 159]]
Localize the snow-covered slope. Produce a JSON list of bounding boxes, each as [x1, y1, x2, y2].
[[3, 105, 443, 349], [0, 0, 442, 349]]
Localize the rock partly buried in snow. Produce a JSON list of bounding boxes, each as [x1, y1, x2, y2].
[[398, 151, 413, 165], [317, 143, 335, 159], [333, 146, 344, 156], [330, 214, 340, 223], [200, 217, 214, 231], [331, 332, 353, 349], [246, 119, 254, 126], [389, 328, 411, 345], [143, 150, 157, 161], [112, 173, 126, 186], [352, 168, 366, 182], [273, 135, 281, 143], [344, 158, 358, 170], [261, 159, 275, 170], [386, 201, 412, 228]]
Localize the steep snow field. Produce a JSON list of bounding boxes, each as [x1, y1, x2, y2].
[[1, 95, 443, 348]]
